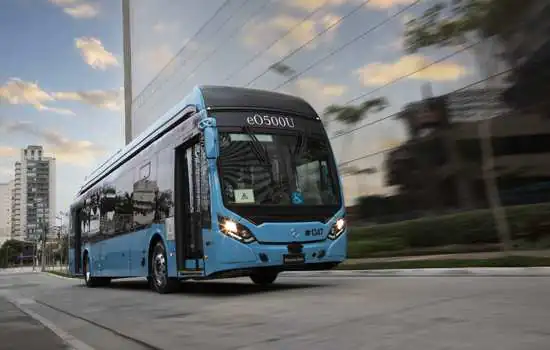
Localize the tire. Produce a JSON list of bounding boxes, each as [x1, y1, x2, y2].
[[250, 270, 278, 285], [150, 241, 179, 294], [83, 254, 111, 288]]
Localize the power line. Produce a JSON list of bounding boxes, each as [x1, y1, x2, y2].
[[334, 66, 516, 167], [244, 0, 376, 88], [272, 0, 421, 91], [169, 0, 275, 93], [222, 1, 328, 84], [132, 0, 232, 107], [327, 16, 532, 142], [329, 41, 497, 141]]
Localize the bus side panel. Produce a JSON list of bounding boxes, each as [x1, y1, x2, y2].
[[101, 234, 131, 277]]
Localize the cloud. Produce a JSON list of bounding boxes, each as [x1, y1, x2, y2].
[[135, 44, 175, 77], [355, 55, 468, 86], [295, 77, 347, 97], [368, 0, 418, 9], [284, 0, 350, 11], [0, 78, 74, 115], [379, 138, 402, 149], [49, 0, 99, 19], [0, 78, 122, 114], [244, 13, 342, 56], [75, 37, 118, 70], [0, 121, 107, 167], [288, 77, 347, 113], [53, 88, 123, 111], [0, 146, 18, 157]]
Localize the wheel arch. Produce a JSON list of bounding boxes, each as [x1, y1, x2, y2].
[[147, 232, 165, 276]]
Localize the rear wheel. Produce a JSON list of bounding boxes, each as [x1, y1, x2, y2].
[[83, 254, 110, 287], [150, 241, 179, 294], [250, 270, 278, 285]]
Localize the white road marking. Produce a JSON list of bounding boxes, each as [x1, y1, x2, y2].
[[6, 294, 96, 350]]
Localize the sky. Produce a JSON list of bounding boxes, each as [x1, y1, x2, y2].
[[0, 0, 500, 211]]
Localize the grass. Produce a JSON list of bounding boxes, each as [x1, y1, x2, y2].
[[336, 255, 550, 270]]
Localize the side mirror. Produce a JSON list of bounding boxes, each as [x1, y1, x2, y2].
[[198, 115, 218, 159]]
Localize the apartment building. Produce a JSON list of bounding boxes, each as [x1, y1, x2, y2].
[[0, 180, 13, 246], [11, 146, 56, 241]]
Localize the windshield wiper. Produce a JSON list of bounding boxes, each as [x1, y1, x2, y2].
[[293, 129, 307, 157], [242, 126, 270, 164]]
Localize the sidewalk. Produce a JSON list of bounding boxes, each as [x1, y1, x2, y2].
[[342, 249, 550, 265], [0, 297, 69, 350]]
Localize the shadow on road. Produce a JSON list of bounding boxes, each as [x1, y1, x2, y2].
[[81, 279, 328, 297]]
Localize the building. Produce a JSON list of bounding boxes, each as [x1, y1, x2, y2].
[[386, 86, 550, 213], [0, 180, 13, 247], [501, 0, 550, 116], [11, 146, 56, 241]]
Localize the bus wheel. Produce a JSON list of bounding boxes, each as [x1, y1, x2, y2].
[[150, 241, 179, 294], [250, 270, 278, 285], [83, 255, 110, 288]]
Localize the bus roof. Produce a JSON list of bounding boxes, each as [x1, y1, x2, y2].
[[200, 85, 318, 118], [75, 85, 318, 199]]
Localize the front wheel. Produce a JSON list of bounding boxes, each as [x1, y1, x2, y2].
[[150, 241, 179, 294], [250, 271, 278, 285]]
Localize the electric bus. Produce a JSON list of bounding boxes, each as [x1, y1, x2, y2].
[[68, 85, 347, 293]]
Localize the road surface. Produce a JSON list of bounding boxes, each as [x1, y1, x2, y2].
[[0, 269, 549, 349]]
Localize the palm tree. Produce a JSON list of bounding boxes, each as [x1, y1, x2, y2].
[[323, 97, 389, 162], [323, 97, 389, 201]]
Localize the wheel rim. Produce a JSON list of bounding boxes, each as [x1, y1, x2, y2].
[[85, 258, 90, 283], [152, 250, 167, 288]]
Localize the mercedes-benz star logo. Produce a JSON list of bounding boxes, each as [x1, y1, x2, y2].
[[290, 228, 299, 239]]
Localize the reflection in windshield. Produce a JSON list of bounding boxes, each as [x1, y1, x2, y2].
[[218, 132, 338, 206]]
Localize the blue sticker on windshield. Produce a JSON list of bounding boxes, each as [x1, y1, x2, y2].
[[291, 192, 304, 205]]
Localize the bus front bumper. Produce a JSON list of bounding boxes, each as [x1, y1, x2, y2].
[[203, 231, 347, 277]]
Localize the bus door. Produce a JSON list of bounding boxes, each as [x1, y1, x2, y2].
[[174, 138, 205, 271]]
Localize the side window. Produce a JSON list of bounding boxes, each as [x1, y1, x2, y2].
[[133, 160, 157, 228], [155, 147, 175, 220], [114, 169, 134, 233], [100, 184, 116, 236], [88, 190, 101, 235]]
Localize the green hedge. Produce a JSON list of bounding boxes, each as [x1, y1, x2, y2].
[[347, 203, 550, 258]]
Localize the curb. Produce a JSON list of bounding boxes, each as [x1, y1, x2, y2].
[[282, 267, 550, 277]]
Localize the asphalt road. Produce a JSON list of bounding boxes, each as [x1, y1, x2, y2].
[[0, 270, 549, 350]]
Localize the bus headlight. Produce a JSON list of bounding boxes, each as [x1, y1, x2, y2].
[[218, 216, 256, 243], [328, 218, 346, 240]]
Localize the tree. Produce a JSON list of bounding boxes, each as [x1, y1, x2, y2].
[[323, 97, 389, 159], [403, 0, 519, 253], [323, 97, 388, 202], [404, 0, 533, 59]]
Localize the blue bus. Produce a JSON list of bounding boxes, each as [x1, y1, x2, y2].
[[68, 86, 347, 293]]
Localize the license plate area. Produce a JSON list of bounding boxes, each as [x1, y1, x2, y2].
[[283, 254, 305, 264]]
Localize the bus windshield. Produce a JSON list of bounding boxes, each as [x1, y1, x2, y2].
[[218, 131, 340, 206]]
